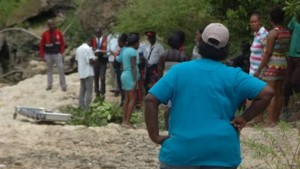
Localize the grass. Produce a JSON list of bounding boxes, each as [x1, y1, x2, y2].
[[242, 122, 300, 169]]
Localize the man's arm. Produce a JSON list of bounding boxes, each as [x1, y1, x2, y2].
[[231, 85, 274, 132], [59, 30, 65, 54], [40, 32, 45, 59], [145, 94, 169, 144]]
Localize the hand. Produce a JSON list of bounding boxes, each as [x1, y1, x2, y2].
[[133, 81, 137, 89], [254, 71, 260, 78], [152, 135, 169, 145], [89, 59, 94, 65], [231, 116, 247, 134]]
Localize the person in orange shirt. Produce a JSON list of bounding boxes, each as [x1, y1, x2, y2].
[[91, 28, 109, 97]]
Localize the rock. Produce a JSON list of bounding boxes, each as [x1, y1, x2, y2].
[[77, 0, 127, 33], [6, 0, 75, 27], [23, 60, 47, 78]]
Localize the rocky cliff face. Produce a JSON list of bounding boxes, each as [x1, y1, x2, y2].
[[5, 0, 75, 27], [77, 0, 127, 34], [0, 0, 126, 82]]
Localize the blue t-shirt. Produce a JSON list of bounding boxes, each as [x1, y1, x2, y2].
[[149, 58, 266, 167], [117, 47, 139, 72]]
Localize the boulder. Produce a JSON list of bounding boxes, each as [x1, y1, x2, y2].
[[6, 0, 75, 27], [77, 0, 127, 34]]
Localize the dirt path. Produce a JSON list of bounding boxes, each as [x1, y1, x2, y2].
[[0, 73, 297, 169]]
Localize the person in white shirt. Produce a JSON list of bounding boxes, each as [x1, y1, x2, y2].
[[107, 33, 120, 96], [75, 40, 96, 110], [144, 31, 164, 93]]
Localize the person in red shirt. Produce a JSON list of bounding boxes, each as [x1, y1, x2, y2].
[[40, 19, 67, 91], [91, 28, 109, 97]]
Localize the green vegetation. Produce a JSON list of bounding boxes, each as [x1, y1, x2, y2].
[[115, 0, 300, 56], [62, 11, 88, 49], [114, 0, 213, 55], [284, 0, 300, 18], [0, 0, 40, 28], [207, 0, 287, 54], [62, 97, 143, 127], [0, 0, 28, 28], [61, 96, 170, 130], [242, 122, 300, 169]]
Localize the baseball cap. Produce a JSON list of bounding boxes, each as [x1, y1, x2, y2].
[[201, 23, 229, 49]]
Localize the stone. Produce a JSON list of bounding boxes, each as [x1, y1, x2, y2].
[[77, 0, 127, 34]]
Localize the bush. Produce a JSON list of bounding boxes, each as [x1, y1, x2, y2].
[[114, 0, 212, 57], [63, 97, 142, 127]]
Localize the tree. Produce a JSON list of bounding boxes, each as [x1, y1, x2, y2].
[[207, 0, 299, 54], [114, 0, 213, 54], [114, 0, 300, 56]]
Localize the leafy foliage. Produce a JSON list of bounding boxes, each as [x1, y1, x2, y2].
[[284, 0, 300, 19], [207, 0, 298, 55], [62, 11, 88, 49], [0, 0, 28, 28], [114, 0, 213, 55], [114, 0, 300, 57], [64, 97, 122, 126], [63, 97, 142, 127]]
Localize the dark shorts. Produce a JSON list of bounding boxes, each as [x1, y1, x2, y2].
[[160, 163, 237, 169]]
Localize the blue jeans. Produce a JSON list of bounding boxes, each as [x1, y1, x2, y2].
[[160, 163, 237, 169]]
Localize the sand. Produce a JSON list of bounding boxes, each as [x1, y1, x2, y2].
[[0, 72, 298, 169]]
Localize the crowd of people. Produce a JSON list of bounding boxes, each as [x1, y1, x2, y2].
[[38, 6, 300, 168]]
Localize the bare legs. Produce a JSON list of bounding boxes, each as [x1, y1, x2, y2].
[[266, 80, 284, 125], [247, 100, 264, 124], [248, 80, 284, 126], [122, 89, 137, 128]]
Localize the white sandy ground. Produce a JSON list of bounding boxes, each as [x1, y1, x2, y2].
[[0, 72, 299, 169]]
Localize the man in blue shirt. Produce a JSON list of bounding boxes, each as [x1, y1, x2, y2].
[[145, 23, 273, 169]]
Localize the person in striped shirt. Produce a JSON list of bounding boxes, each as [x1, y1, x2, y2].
[[248, 13, 268, 124], [249, 13, 268, 76]]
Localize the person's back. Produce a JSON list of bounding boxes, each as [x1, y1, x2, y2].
[[161, 49, 187, 74], [158, 32, 188, 78], [272, 26, 290, 55], [145, 23, 273, 169], [120, 47, 139, 73], [228, 42, 250, 73], [75, 43, 95, 79], [154, 59, 264, 166]]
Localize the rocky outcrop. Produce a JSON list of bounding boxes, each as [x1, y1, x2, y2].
[[0, 0, 126, 83], [6, 0, 75, 27], [77, 0, 127, 34]]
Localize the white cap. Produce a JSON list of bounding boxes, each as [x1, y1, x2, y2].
[[202, 23, 229, 49]]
